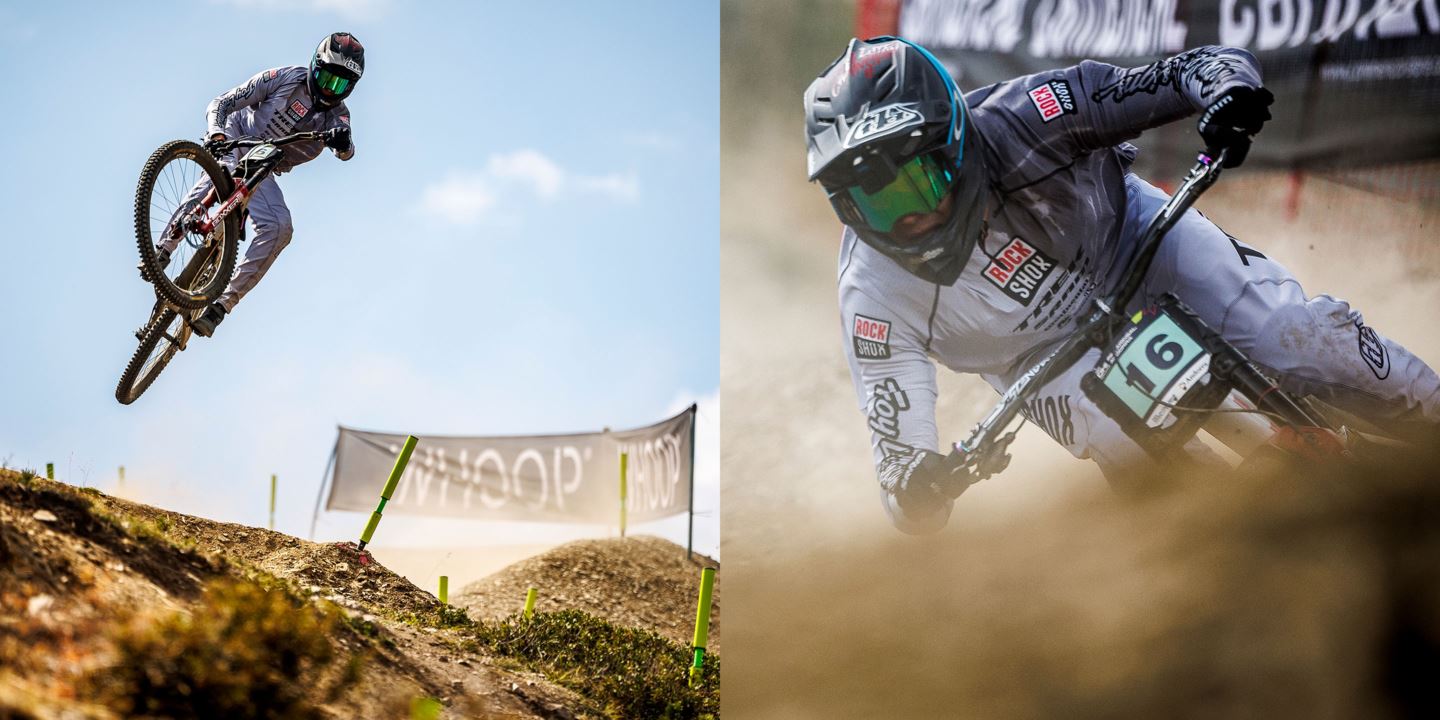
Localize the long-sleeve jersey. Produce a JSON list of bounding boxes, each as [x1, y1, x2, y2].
[[841, 46, 1440, 532], [205, 66, 354, 172]]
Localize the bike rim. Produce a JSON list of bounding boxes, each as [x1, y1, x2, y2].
[[137, 312, 186, 384], [148, 156, 223, 291]]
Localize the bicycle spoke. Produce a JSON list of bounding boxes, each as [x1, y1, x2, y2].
[[138, 313, 184, 379]]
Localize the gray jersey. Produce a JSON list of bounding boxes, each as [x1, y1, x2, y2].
[[206, 66, 354, 170], [838, 47, 1440, 532]]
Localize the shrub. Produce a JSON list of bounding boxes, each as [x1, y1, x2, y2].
[[99, 577, 341, 719], [480, 610, 719, 720]]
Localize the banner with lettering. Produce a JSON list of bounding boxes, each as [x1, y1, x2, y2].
[[323, 406, 695, 524], [872, 0, 1440, 171]]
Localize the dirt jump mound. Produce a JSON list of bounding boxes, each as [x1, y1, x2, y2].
[[0, 469, 719, 719], [455, 535, 721, 653]]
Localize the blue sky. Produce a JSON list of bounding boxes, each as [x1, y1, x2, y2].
[[0, 0, 719, 557]]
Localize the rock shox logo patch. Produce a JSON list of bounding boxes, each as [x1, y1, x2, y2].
[[853, 314, 892, 360], [983, 238, 1057, 306], [285, 100, 310, 123], [845, 103, 924, 147], [1027, 80, 1077, 123]]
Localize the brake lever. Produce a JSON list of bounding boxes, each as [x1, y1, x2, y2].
[[948, 428, 1016, 484]]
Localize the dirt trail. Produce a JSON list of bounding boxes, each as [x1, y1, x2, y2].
[[455, 536, 721, 653], [0, 470, 715, 718]]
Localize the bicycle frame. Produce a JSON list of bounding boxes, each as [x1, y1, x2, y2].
[[948, 147, 1330, 480], [187, 132, 323, 238]]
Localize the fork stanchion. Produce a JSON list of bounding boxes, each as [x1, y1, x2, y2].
[[438, 575, 448, 605], [689, 567, 716, 688], [357, 435, 418, 552], [523, 587, 537, 620], [46, 464, 54, 481]]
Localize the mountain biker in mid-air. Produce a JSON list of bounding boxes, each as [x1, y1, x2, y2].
[[804, 37, 1440, 534], [147, 32, 364, 337]]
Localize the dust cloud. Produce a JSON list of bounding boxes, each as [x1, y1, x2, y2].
[[721, 2, 1440, 714]]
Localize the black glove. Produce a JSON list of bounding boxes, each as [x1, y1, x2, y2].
[[323, 126, 352, 153], [892, 450, 974, 517], [203, 136, 229, 158], [1197, 86, 1274, 168]]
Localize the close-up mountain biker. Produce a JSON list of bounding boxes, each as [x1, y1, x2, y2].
[[805, 37, 1440, 534], [150, 31, 364, 337]]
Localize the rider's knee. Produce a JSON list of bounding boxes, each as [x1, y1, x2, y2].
[[257, 215, 294, 246]]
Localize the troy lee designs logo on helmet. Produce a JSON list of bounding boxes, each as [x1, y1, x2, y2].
[[844, 103, 924, 148]]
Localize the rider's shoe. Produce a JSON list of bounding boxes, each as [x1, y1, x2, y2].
[[137, 246, 171, 281], [191, 303, 227, 338]]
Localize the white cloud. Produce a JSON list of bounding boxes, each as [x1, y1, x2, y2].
[[211, 0, 389, 21], [419, 172, 497, 225], [486, 150, 564, 198], [419, 149, 641, 225]]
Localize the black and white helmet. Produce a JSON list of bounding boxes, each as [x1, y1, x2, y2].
[[308, 32, 364, 109], [805, 37, 988, 286]]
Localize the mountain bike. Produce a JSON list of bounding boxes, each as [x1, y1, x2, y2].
[[939, 146, 1395, 488], [115, 131, 323, 405]]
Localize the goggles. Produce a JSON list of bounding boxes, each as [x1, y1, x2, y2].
[[839, 152, 956, 233], [315, 67, 354, 96]]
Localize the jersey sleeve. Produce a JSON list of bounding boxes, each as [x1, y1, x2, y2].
[[840, 286, 952, 534], [205, 68, 285, 138], [987, 46, 1263, 163], [325, 102, 354, 160]]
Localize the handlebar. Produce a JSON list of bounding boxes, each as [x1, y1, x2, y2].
[[944, 147, 1230, 481], [207, 131, 325, 155]]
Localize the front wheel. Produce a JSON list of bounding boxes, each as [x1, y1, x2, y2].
[[115, 307, 190, 405], [135, 140, 239, 309]]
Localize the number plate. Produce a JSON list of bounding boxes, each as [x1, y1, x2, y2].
[[1096, 311, 1211, 428]]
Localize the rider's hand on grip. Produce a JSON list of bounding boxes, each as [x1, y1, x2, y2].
[[203, 135, 229, 159], [894, 450, 974, 516], [323, 126, 352, 152], [1198, 86, 1273, 168]]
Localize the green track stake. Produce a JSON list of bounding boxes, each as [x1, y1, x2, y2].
[[269, 474, 277, 531], [523, 586, 537, 619], [45, 463, 53, 481], [357, 435, 418, 552], [438, 575, 448, 605], [619, 451, 628, 538], [689, 567, 716, 688], [409, 696, 442, 720]]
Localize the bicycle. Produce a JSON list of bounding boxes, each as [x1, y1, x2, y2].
[[939, 145, 1396, 489], [115, 131, 324, 405]]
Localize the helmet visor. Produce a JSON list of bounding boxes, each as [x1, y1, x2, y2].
[[315, 68, 353, 96], [842, 153, 956, 233]]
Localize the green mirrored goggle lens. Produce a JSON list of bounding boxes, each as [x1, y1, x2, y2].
[[844, 154, 955, 233], [317, 69, 351, 95]]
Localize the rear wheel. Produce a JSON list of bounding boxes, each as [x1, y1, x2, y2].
[[115, 308, 189, 405], [135, 140, 239, 309]]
